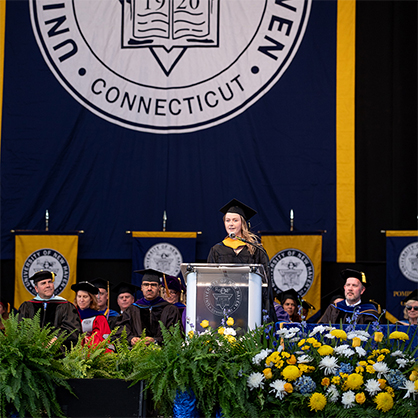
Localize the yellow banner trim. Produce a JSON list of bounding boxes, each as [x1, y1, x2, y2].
[[132, 231, 197, 238], [385, 231, 418, 237], [0, 0, 6, 151], [385, 311, 398, 324], [336, 0, 356, 262]]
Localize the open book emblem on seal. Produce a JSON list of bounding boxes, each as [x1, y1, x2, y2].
[[121, 0, 219, 75]]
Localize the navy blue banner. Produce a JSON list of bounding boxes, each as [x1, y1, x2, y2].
[[386, 232, 418, 321], [1, 0, 338, 262], [131, 232, 197, 287]]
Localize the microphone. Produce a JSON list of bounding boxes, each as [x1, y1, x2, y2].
[[229, 232, 249, 243]]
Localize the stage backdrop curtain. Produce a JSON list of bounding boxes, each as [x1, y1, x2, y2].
[[14, 233, 78, 308], [385, 231, 418, 323], [261, 233, 322, 319], [131, 231, 197, 287]]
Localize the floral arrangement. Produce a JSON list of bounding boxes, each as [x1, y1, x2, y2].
[[245, 323, 418, 417]]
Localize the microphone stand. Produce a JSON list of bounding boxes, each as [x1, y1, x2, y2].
[[229, 233, 277, 323]]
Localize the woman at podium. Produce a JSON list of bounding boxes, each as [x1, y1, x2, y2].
[[207, 198, 269, 271]]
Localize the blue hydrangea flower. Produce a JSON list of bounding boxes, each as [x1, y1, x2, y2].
[[386, 370, 407, 389], [336, 362, 354, 375], [294, 375, 317, 394]]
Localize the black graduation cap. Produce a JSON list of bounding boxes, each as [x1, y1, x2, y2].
[[91, 277, 113, 291], [219, 198, 257, 221], [134, 269, 163, 284], [165, 276, 186, 293], [402, 289, 418, 303], [30, 270, 55, 284], [71, 281, 99, 295], [277, 288, 300, 305], [341, 268, 370, 288], [113, 281, 140, 297], [301, 299, 315, 311]]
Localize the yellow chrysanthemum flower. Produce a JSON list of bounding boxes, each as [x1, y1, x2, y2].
[[284, 383, 293, 393], [366, 365, 375, 374], [309, 393, 327, 412], [374, 332, 384, 342], [276, 360, 284, 369], [281, 351, 291, 358], [388, 331, 409, 341], [355, 392, 366, 404], [200, 320, 209, 328], [374, 392, 394, 412], [377, 354, 385, 362], [346, 373, 364, 390], [378, 379, 386, 389], [312, 341, 321, 348], [298, 339, 306, 347], [218, 327, 225, 335], [263, 368, 273, 379], [368, 359, 376, 365], [266, 351, 280, 366], [317, 345, 334, 356], [381, 349, 390, 354], [359, 361, 368, 367], [385, 386, 395, 397], [306, 337, 317, 344], [302, 345, 310, 351], [226, 317, 234, 326], [321, 377, 330, 387], [226, 335, 236, 344], [355, 366, 364, 374], [331, 376, 341, 385], [188, 330, 194, 338], [414, 380, 418, 391], [282, 365, 301, 381], [330, 329, 347, 340], [298, 364, 309, 373], [352, 337, 361, 347]]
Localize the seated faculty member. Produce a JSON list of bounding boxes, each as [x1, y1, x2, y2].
[[114, 269, 182, 346], [72, 281, 113, 351], [91, 277, 119, 319], [18, 270, 81, 349], [317, 269, 379, 325]]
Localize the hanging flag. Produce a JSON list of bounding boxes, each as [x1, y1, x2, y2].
[[261, 233, 322, 319], [14, 233, 79, 308], [385, 231, 418, 323], [131, 231, 197, 287]]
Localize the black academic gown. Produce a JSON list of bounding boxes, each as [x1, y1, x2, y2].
[[113, 297, 182, 345], [207, 242, 277, 322], [18, 299, 81, 349], [318, 300, 379, 325]]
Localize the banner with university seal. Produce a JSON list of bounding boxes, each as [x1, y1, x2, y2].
[[131, 231, 197, 287], [261, 232, 322, 319], [385, 231, 418, 323], [14, 233, 79, 308]]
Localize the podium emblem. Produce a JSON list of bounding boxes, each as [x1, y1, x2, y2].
[[204, 277, 242, 316]]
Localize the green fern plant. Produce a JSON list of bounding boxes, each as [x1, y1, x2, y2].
[[0, 312, 72, 418]]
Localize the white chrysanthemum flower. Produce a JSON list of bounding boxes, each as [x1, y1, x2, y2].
[[341, 390, 355, 408], [355, 346, 367, 357], [365, 379, 382, 396], [223, 327, 236, 336], [326, 384, 339, 402], [319, 356, 339, 375], [347, 330, 370, 341], [391, 350, 404, 357], [373, 361, 390, 378], [334, 344, 355, 357], [400, 380, 416, 399], [396, 358, 408, 368], [294, 350, 305, 355], [276, 327, 300, 339], [324, 333, 336, 339], [297, 354, 313, 363], [269, 379, 287, 400], [252, 349, 272, 365], [289, 337, 301, 343], [247, 372, 265, 390], [308, 325, 333, 337]]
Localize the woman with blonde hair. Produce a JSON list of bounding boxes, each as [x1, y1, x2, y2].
[[398, 289, 418, 326], [71, 281, 113, 351], [207, 198, 275, 319]]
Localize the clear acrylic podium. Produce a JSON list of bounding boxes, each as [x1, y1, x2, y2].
[[180, 263, 266, 335]]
